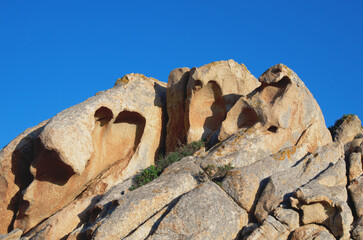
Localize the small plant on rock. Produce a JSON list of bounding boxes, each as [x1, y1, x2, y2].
[[129, 140, 205, 190], [328, 114, 355, 139]]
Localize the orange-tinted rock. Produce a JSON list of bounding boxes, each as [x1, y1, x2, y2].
[[11, 74, 166, 232], [166, 60, 260, 151], [0, 120, 48, 234]]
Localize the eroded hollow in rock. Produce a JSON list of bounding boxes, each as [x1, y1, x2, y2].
[[188, 81, 227, 141], [92, 110, 146, 170], [14, 108, 147, 231], [267, 126, 278, 133], [237, 106, 260, 128], [259, 76, 291, 104]]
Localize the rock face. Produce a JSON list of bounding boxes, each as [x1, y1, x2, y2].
[[0, 74, 166, 234], [166, 60, 260, 151], [0, 60, 362, 239], [334, 114, 363, 145]]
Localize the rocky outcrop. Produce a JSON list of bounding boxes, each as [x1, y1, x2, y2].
[[166, 60, 260, 151], [254, 142, 343, 222], [290, 158, 353, 239], [0, 74, 166, 234], [334, 114, 363, 145], [0, 60, 362, 239]]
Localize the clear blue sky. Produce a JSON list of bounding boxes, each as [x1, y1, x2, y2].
[[1, 1, 362, 148]]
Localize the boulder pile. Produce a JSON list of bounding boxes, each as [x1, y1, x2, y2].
[[0, 60, 362, 240]]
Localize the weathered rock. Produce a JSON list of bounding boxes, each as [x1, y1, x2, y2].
[[334, 114, 363, 145], [122, 206, 168, 240], [254, 142, 343, 222], [199, 64, 331, 170], [245, 215, 290, 240], [349, 152, 363, 182], [0, 120, 48, 234], [274, 207, 300, 231], [352, 216, 363, 240], [0, 229, 22, 240], [148, 182, 248, 240], [184, 60, 260, 143], [290, 224, 335, 240], [290, 158, 353, 239], [25, 179, 133, 240], [88, 158, 202, 239], [221, 144, 308, 212], [165, 67, 190, 152], [219, 63, 331, 153], [349, 175, 363, 218], [13, 74, 166, 232]]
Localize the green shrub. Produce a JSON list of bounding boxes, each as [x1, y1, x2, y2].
[[129, 165, 159, 191], [204, 163, 234, 186], [129, 140, 205, 190]]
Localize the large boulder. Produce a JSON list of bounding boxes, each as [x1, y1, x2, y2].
[[219, 63, 331, 152], [0, 74, 166, 233], [198, 64, 331, 170], [334, 114, 363, 145], [166, 60, 260, 151], [148, 182, 248, 240]]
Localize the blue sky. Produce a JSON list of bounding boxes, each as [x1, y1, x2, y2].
[[1, 1, 362, 147]]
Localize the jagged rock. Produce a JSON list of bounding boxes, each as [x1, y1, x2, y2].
[[334, 115, 363, 145], [290, 158, 353, 239], [349, 175, 363, 218], [274, 207, 300, 231], [349, 152, 363, 182], [165, 67, 190, 152], [254, 142, 343, 222], [0, 229, 22, 240], [147, 182, 248, 240], [167, 60, 260, 148], [245, 215, 290, 240], [219, 63, 331, 153], [199, 64, 331, 169], [221, 144, 308, 212], [13, 74, 166, 232], [290, 224, 335, 240], [0, 120, 48, 234], [86, 158, 202, 239]]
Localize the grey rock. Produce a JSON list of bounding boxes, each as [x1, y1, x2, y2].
[[290, 224, 335, 240], [0, 229, 23, 240], [349, 175, 363, 218], [349, 152, 363, 182], [335, 115, 363, 145], [352, 217, 363, 240], [254, 142, 343, 222], [291, 158, 353, 239], [245, 215, 290, 240], [89, 159, 202, 239], [274, 207, 300, 231], [148, 182, 248, 240], [221, 144, 308, 212]]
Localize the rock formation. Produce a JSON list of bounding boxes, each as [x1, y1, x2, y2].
[[0, 60, 362, 240]]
